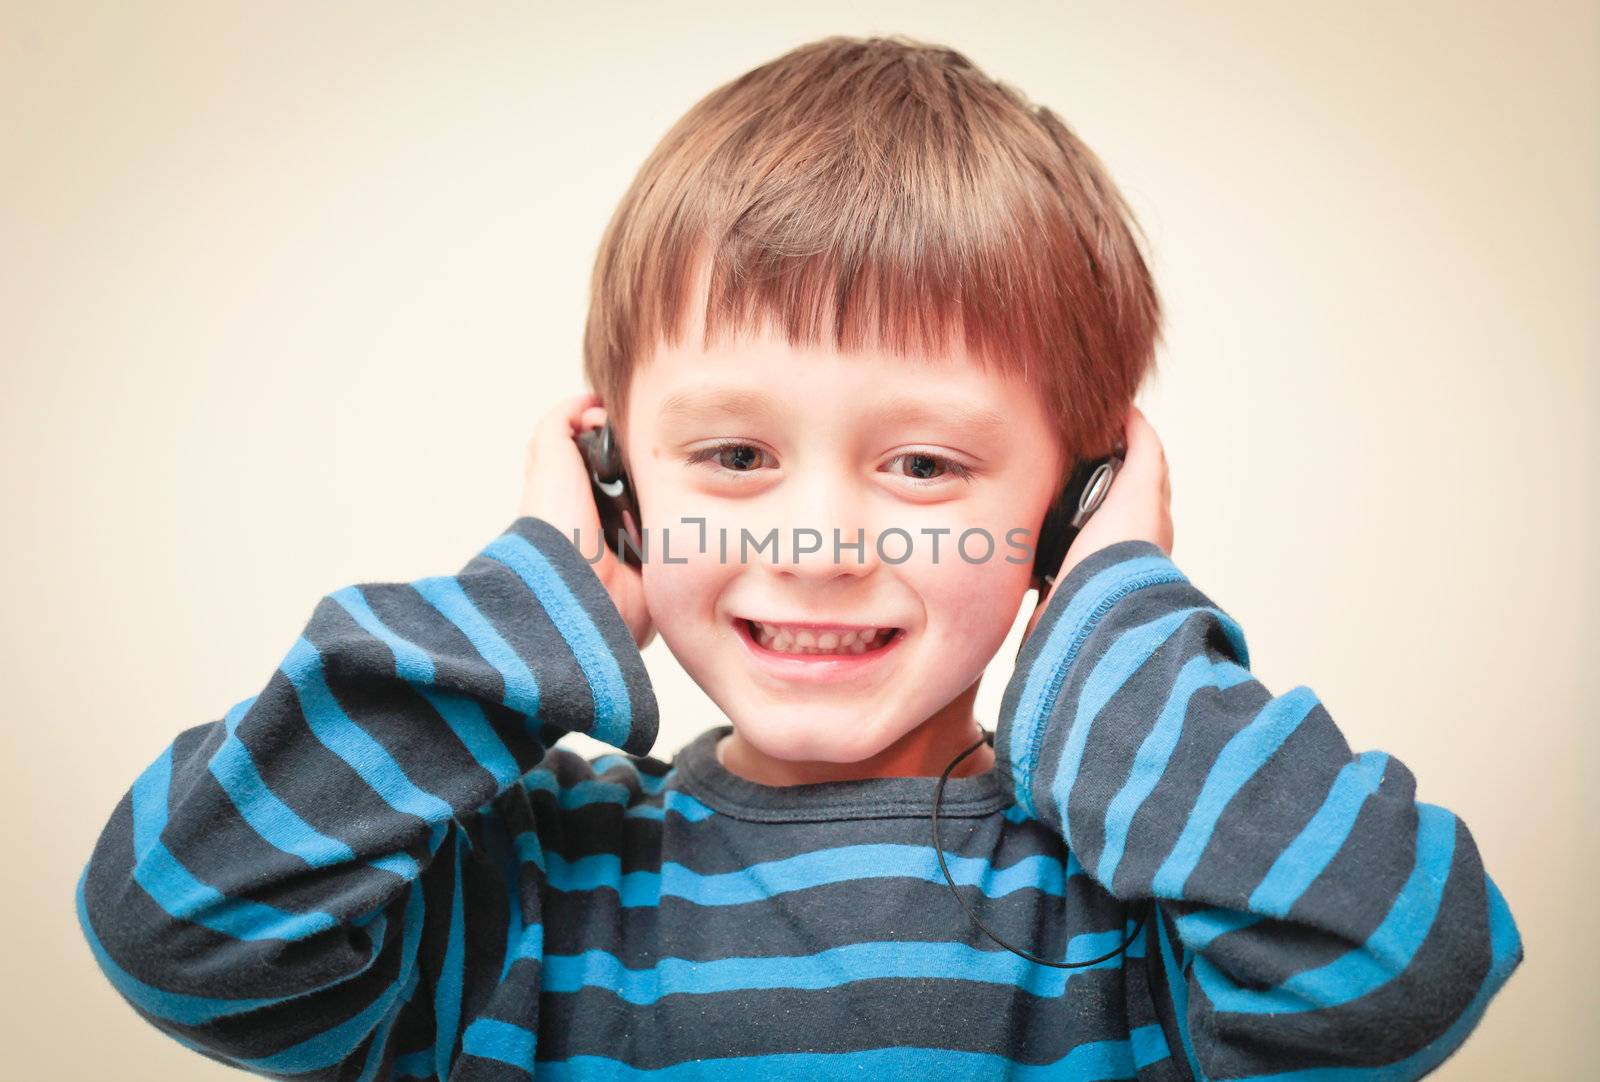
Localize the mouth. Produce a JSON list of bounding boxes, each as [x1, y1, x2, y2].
[[732, 617, 906, 681], [736, 618, 903, 656]]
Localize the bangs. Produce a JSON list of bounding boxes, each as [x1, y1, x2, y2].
[[584, 35, 1161, 465]]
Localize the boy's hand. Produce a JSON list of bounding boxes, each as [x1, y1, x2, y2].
[[517, 392, 656, 650], [1020, 404, 1173, 646]]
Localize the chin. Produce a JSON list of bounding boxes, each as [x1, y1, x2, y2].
[[727, 707, 907, 764]]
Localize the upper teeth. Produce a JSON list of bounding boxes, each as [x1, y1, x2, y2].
[[750, 621, 896, 655]]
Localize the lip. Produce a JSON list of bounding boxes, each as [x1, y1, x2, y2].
[[733, 617, 905, 683]]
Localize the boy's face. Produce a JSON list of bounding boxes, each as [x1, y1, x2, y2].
[[622, 308, 1066, 767]]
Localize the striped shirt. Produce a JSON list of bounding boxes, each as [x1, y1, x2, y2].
[[76, 515, 1523, 1080]]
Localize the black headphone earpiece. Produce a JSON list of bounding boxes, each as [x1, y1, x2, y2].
[[574, 421, 644, 567], [1030, 443, 1127, 594]]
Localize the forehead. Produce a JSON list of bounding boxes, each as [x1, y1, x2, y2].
[[631, 329, 1035, 435]]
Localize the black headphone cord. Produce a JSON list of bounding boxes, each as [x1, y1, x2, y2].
[[932, 728, 1147, 968]]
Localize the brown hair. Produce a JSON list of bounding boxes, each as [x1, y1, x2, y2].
[[582, 34, 1162, 479]]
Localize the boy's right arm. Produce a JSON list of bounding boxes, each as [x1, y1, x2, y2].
[[75, 514, 658, 1078]]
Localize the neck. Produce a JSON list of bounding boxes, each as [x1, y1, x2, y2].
[[716, 679, 996, 786]]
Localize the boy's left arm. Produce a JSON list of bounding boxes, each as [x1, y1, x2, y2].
[[994, 540, 1524, 1080]]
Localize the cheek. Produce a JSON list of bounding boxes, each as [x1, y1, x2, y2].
[[908, 537, 1033, 667], [639, 541, 730, 646], [633, 475, 733, 630]]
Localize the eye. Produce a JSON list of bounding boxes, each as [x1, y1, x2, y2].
[[684, 440, 772, 476], [886, 451, 975, 485]]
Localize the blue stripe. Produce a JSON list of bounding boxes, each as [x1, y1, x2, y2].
[[1195, 803, 1460, 1015], [1172, 907, 1263, 951], [1249, 751, 1390, 918], [281, 636, 454, 823], [665, 790, 716, 821], [126, 880, 428, 1076], [356, 967, 421, 1082], [1097, 654, 1255, 884], [223, 878, 429, 1075], [482, 531, 634, 749], [207, 696, 358, 868], [392, 1049, 435, 1078], [1151, 686, 1321, 897], [508, 920, 544, 965], [208, 694, 413, 885], [534, 842, 1082, 908], [591, 754, 670, 794], [1129, 1021, 1172, 1069], [520, 774, 637, 809], [462, 1017, 538, 1068], [530, 1037, 1147, 1080], [517, 772, 709, 821], [409, 575, 544, 719], [1051, 607, 1213, 842], [332, 586, 524, 788], [75, 863, 383, 1025], [1007, 555, 1186, 818], [1226, 869, 1522, 1079], [129, 743, 168, 854], [434, 830, 467, 1079], [508, 915, 547, 966], [513, 824, 546, 874], [369, 851, 422, 880], [482, 812, 524, 983], [130, 743, 339, 942], [330, 585, 440, 679], [540, 929, 1145, 1004], [1155, 904, 1210, 1080]]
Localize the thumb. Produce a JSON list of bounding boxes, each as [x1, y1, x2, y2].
[[1017, 588, 1049, 656]]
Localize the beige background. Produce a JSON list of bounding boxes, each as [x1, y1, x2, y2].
[[4, 2, 1594, 1078]]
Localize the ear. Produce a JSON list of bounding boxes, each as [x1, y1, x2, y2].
[[605, 399, 637, 479]]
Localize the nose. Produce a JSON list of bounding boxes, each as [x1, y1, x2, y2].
[[773, 528, 876, 584], [763, 469, 880, 584]]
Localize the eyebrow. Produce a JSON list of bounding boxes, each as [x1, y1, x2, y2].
[[869, 398, 1009, 437], [657, 389, 1008, 438], [658, 388, 784, 427]]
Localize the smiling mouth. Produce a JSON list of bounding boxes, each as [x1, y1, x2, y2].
[[738, 618, 903, 657]]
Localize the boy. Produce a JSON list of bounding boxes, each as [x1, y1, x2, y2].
[[77, 35, 1521, 1080]]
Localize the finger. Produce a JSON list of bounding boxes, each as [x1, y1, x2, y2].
[[1110, 405, 1162, 493], [1125, 404, 1161, 462], [563, 393, 603, 433], [537, 392, 595, 438], [533, 397, 600, 466], [541, 395, 601, 449], [1023, 581, 1051, 637]]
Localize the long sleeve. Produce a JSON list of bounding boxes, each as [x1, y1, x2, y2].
[[994, 541, 1523, 1081], [75, 515, 658, 1079]]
